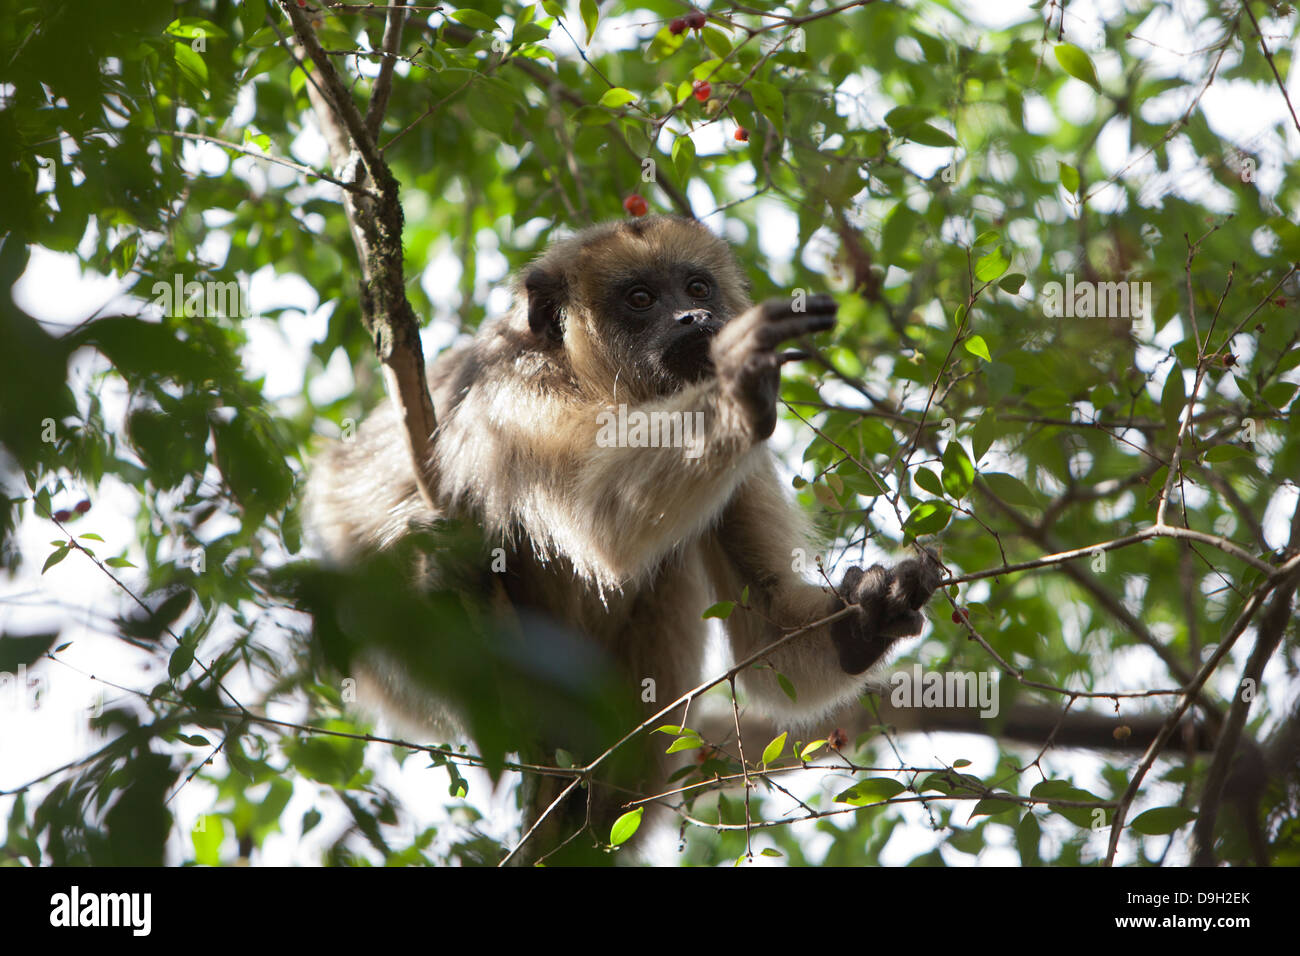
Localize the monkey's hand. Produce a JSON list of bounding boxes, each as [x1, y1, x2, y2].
[[829, 558, 944, 675], [711, 294, 837, 440]]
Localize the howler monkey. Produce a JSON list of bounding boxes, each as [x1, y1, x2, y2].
[[306, 215, 943, 855]]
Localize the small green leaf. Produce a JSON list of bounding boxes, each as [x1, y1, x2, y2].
[[105, 556, 136, 568], [42, 545, 70, 573], [835, 777, 906, 804], [971, 798, 1018, 818], [1130, 806, 1196, 835], [800, 739, 826, 759], [903, 501, 953, 535], [168, 643, 195, 679], [776, 672, 796, 702], [1058, 161, 1080, 194], [79, 533, 104, 541], [914, 467, 944, 497], [760, 847, 783, 857], [671, 134, 695, 181], [598, 87, 637, 108], [703, 600, 735, 620], [964, 334, 991, 362], [1204, 444, 1250, 462], [974, 248, 1010, 282], [1055, 43, 1100, 89], [665, 735, 704, 754], [580, 0, 598, 43], [451, 9, 501, 33], [998, 273, 1026, 294], [610, 807, 644, 845], [761, 732, 787, 766], [942, 442, 975, 499]]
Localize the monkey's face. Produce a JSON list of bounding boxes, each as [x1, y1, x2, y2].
[[522, 217, 751, 399], [598, 262, 727, 388]]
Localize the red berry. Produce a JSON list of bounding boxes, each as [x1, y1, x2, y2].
[[828, 728, 849, 749], [54, 509, 72, 522], [74, 500, 91, 514], [734, 126, 749, 142], [686, 11, 707, 30], [669, 18, 687, 35], [692, 80, 711, 102], [623, 194, 648, 217], [950, 608, 969, 623]]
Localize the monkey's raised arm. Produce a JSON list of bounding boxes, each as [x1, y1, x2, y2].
[[706, 460, 944, 719]]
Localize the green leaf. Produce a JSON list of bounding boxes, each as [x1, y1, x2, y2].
[[173, 42, 209, 96], [598, 87, 637, 108], [580, 0, 599, 43], [191, 815, 224, 866], [105, 556, 136, 568], [1204, 444, 1250, 462], [942, 442, 975, 498], [905, 123, 956, 147], [776, 672, 796, 702], [1130, 806, 1196, 835], [666, 735, 704, 754], [970, 798, 1018, 818], [761, 732, 787, 766], [168, 642, 195, 679], [974, 248, 1009, 282], [672, 134, 696, 182], [702, 26, 731, 58], [451, 9, 501, 33], [702, 600, 735, 619], [747, 81, 784, 131], [42, 545, 70, 574], [609, 807, 644, 845], [914, 467, 944, 497], [1058, 161, 1080, 194], [760, 847, 783, 857], [835, 777, 907, 805], [964, 334, 991, 362], [1161, 366, 1186, 426], [999, 273, 1026, 294], [981, 473, 1040, 509], [165, 17, 228, 40], [903, 501, 953, 535], [800, 740, 826, 759], [1055, 43, 1100, 89]]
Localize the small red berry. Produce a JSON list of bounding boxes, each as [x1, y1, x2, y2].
[[623, 193, 648, 217], [950, 608, 969, 623], [1274, 298, 1287, 307], [669, 18, 687, 35], [692, 80, 711, 102], [685, 11, 707, 30], [74, 500, 91, 514], [734, 126, 749, 142], [54, 509, 72, 522]]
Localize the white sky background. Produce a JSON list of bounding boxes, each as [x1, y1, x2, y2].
[[2, 0, 1298, 866]]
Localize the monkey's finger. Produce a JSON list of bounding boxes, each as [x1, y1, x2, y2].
[[755, 293, 838, 323], [754, 312, 835, 349], [779, 349, 811, 364]]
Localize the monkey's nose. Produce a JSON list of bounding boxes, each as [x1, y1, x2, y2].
[[675, 309, 711, 326]]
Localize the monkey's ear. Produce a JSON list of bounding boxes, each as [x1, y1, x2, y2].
[[524, 267, 566, 342]]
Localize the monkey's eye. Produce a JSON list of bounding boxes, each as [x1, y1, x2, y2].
[[625, 287, 656, 310], [685, 277, 711, 299]]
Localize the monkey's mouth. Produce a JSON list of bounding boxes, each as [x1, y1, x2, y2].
[[661, 326, 717, 382]]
